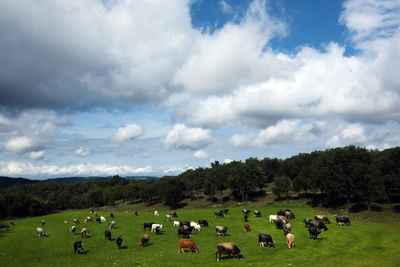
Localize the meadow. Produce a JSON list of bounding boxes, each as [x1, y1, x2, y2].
[[1, 203, 399, 267]]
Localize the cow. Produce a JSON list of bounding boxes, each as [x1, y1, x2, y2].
[[10, 221, 15, 226], [86, 216, 92, 222], [170, 211, 178, 217], [308, 226, 322, 239], [216, 226, 229, 236], [74, 241, 84, 254], [41, 220, 45, 226], [277, 215, 288, 223], [90, 208, 94, 214], [178, 227, 191, 238], [110, 213, 114, 218], [143, 222, 154, 230], [214, 211, 224, 218], [166, 215, 173, 221], [178, 239, 199, 253], [84, 219, 89, 224], [309, 220, 328, 231], [116, 236, 123, 249], [151, 224, 163, 234], [134, 210, 138, 216], [36, 228, 47, 237], [190, 222, 201, 231], [254, 210, 262, 217], [244, 222, 251, 232], [216, 243, 243, 261], [73, 218, 80, 224], [242, 209, 251, 215], [96, 217, 101, 223], [105, 229, 112, 240], [180, 221, 190, 227], [100, 216, 106, 223], [198, 219, 208, 227], [64, 220, 68, 224], [285, 210, 296, 219], [70, 226, 76, 234], [94, 212, 98, 217], [81, 228, 88, 238], [269, 215, 277, 223], [173, 221, 180, 227], [139, 234, 149, 247], [286, 233, 295, 248], [220, 209, 230, 214], [283, 223, 292, 235], [154, 211, 159, 217], [244, 214, 248, 222], [304, 218, 312, 227], [315, 215, 331, 224], [336, 216, 351, 226], [109, 221, 116, 229], [275, 219, 284, 229], [258, 233, 275, 248]]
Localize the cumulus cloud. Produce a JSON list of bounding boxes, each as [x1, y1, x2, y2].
[[5, 136, 36, 154], [327, 123, 367, 147], [164, 124, 212, 150], [112, 124, 144, 143], [29, 150, 46, 160], [193, 150, 209, 159], [74, 147, 91, 157]]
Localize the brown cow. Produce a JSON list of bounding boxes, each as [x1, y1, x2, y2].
[[178, 239, 199, 253], [243, 222, 251, 232], [139, 234, 149, 247], [315, 215, 331, 224], [64, 220, 68, 224], [216, 243, 243, 261], [277, 215, 288, 223], [286, 233, 295, 248]]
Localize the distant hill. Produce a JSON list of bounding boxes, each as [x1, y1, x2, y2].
[[0, 176, 159, 188]]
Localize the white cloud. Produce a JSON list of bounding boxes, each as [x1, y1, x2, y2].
[[220, 1, 234, 14], [112, 124, 144, 143], [29, 150, 46, 160], [5, 136, 36, 154], [193, 150, 209, 159], [327, 123, 367, 147], [164, 124, 212, 150], [223, 158, 233, 164], [74, 147, 91, 157]]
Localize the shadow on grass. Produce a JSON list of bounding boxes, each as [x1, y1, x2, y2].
[[78, 250, 89, 255], [119, 246, 128, 249]]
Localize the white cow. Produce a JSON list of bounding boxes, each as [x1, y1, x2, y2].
[[151, 224, 163, 232], [36, 227, 47, 237], [154, 211, 159, 217], [100, 216, 106, 223], [70, 225, 76, 233], [109, 221, 116, 229], [173, 221, 180, 227], [269, 215, 277, 223], [190, 222, 201, 231]]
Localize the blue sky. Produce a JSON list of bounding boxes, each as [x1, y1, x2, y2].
[[0, 0, 400, 179]]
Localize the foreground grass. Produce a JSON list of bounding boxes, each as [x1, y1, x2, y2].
[[1, 203, 399, 266]]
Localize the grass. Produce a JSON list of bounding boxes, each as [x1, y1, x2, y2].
[[1, 203, 400, 266]]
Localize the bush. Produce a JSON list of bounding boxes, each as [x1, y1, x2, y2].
[[393, 205, 400, 213], [349, 203, 368, 213], [370, 204, 383, 212]]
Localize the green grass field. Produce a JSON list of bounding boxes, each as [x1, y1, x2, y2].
[[1, 203, 399, 266]]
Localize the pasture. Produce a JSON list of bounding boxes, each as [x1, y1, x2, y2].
[[0, 203, 399, 266]]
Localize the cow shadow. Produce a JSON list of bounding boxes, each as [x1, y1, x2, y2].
[[84, 236, 92, 239], [79, 250, 89, 255], [119, 246, 128, 249]]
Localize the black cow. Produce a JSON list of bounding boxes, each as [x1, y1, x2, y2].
[[309, 220, 328, 231], [116, 236, 123, 249], [178, 228, 191, 238], [180, 221, 190, 227], [254, 210, 262, 217], [96, 217, 101, 223], [278, 209, 296, 219], [214, 211, 224, 218], [74, 241, 84, 254], [244, 214, 248, 222], [308, 226, 322, 239], [242, 209, 251, 214], [336, 216, 351, 226], [134, 211, 138, 216], [258, 233, 274, 248], [110, 213, 114, 218], [216, 243, 243, 261], [143, 222, 154, 230], [216, 226, 229, 236], [170, 211, 178, 217], [275, 219, 284, 229], [304, 218, 312, 227], [198, 219, 209, 227], [220, 209, 229, 214], [105, 229, 112, 240]]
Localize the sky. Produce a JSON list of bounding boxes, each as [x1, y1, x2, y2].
[[0, 0, 400, 179]]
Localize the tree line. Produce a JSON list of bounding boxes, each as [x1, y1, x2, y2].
[[0, 145, 399, 219]]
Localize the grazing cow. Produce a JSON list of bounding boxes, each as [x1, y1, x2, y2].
[[134, 211, 138, 216], [36, 228, 47, 237], [275, 219, 284, 229], [277, 215, 288, 223], [315, 215, 331, 224], [242, 209, 251, 215], [244, 214, 248, 222], [244, 222, 251, 232], [190, 222, 201, 231], [170, 211, 178, 217], [258, 233, 274, 248], [154, 211, 159, 217], [283, 223, 292, 235], [105, 229, 112, 240], [70, 226, 76, 233], [94, 212, 98, 217], [269, 215, 277, 223], [180, 221, 190, 227], [304, 218, 312, 227], [139, 234, 149, 247], [220, 209, 229, 214], [336, 216, 351, 226], [41, 220, 45, 226], [286, 233, 295, 248], [178, 239, 199, 253], [116, 236, 123, 249], [308, 226, 322, 239], [198, 219, 208, 227], [96, 217, 101, 223], [143, 222, 154, 230], [73, 218, 80, 224], [151, 224, 163, 234], [309, 220, 328, 231], [64, 220, 68, 224], [178, 227, 191, 238], [254, 210, 262, 217], [214, 211, 224, 218], [90, 208, 94, 214], [86, 216, 92, 222], [173, 221, 180, 227], [74, 241, 84, 254], [285, 210, 296, 219], [216, 243, 243, 261], [10, 221, 15, 226], [166, 215, 173, 221], [81, 228, 88, 238], [84, 219, 89, 224], [110, 213, 114, 218], [109, 221, 116, 230], [100, 216, 106, 223], [216, 226, 229, 236]]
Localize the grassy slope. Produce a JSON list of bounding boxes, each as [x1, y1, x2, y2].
[[1, 203, 400, 267]]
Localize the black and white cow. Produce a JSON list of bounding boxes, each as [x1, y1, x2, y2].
[[216, 226, 229, 236], [242, 209, 251, 215], [258, 233, 275, 248], [308, 226, 322, 240], [105, 229, 112, 240], [214, 211, 224, 218], [74, 241, 84, 254], [283, 223, 292, 235], [109, 221, 116, 229], [178, 227, 191, 238], [254, 210, 262, 217], [41, 220, 45, 226], [198, 219, 209, 227], [180, 221, 190, 227], [81, 228, 88, 238], [275, 219, 284, 229], [170, 211, 178, 217], [220, 209, 230, 214], [116, 236, 123, 249], [304, 218, 312, 227], [36, 227, 47, 237], [336, 216, 351, 226]]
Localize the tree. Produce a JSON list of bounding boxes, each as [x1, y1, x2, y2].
[[272, 176, 291, 199]]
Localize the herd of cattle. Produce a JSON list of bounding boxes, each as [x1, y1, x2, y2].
[[33, 208, 352, 261]]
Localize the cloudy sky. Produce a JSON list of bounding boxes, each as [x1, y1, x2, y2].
[[1, 0, 399, 179]]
